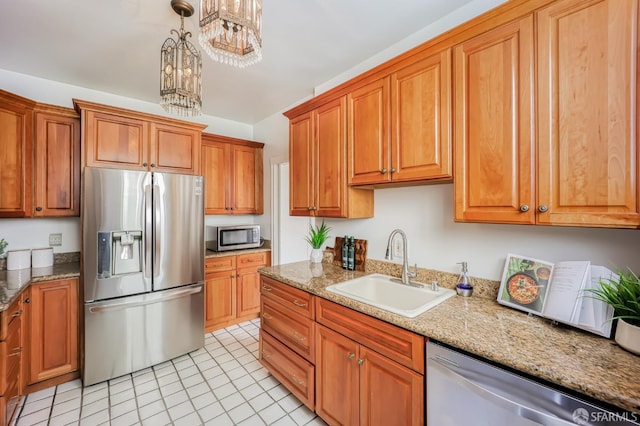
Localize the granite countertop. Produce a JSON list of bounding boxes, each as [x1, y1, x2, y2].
[[259, 261, 640, 415], [205, 241, 271, 258], [0, 262, 81, 311]]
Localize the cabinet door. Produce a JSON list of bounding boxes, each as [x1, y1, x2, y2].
[[202, 140, 231, 214], [315, 325, 359, 426], [204, 271, 236, 331], [237, 267, 261, 317], [359, 347, 424, 426], [27, 278, 78, 384], [454, 16, 535, 224], [83, 110, 148, 169], [230, 144, 263, 214], [315, 97, 348, 217], [348, 78, 391, 185], [150, 122, 200, 175], [537, 0, 640, 227], [391, 49, 452, 182], [289, 112, 315, 216], [0, 92, 33, 218], [34, 110, 80, 217]]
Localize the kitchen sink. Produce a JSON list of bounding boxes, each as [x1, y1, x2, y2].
[[325, 273, 456, 318]]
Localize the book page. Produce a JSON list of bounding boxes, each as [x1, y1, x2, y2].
[[542, 261, 590, 323], [578, 265, 616, 337]]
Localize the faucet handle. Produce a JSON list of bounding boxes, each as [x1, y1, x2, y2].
[[408, 263, 418, 278]]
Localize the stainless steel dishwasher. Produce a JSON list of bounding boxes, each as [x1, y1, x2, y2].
[[427, 341, 640, 425]]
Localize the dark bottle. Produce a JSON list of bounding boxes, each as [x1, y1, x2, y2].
[[341, 235, 349, 269], [347, 236, 356, 271]]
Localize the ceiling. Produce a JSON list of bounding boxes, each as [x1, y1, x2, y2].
[[0, 0, 477, 125]]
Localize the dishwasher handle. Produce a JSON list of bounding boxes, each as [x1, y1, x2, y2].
[[429, 357, 575, 426]]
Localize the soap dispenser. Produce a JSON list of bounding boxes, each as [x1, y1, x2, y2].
[[456, 261, 474, 297]]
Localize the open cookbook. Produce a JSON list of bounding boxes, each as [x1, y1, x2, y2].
[[497, 254, 617, 337]]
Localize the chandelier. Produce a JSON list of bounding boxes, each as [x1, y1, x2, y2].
[[160, 0, 203, 116], [198, 0, 262, 68]]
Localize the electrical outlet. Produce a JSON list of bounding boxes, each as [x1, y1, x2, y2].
[[49, 233, 62, 246], [392, 236, 404, 258]]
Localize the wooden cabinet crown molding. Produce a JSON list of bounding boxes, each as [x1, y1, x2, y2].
[[282, 0, 561, 119]]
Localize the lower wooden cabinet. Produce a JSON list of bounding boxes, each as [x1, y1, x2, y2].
[[0, 297, 23, 426], [259, 276, 425, 425], [23, 278, 79, 386], [205, 252, 270, 332]]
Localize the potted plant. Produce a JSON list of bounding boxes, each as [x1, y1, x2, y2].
[[305, 220, 331, 264], [0, 238, 7, 258], [588, 268, 640, 355]]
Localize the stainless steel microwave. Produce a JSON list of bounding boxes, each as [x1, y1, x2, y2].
[[206, 225, 261, 252]]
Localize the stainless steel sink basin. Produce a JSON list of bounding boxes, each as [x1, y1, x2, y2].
[[325, 273, 456, 318]]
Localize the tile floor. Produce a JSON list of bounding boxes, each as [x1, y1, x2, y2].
[[14, 319, 327, 426]]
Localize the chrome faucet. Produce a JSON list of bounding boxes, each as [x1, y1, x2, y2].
[[385, 229, 418, 285]]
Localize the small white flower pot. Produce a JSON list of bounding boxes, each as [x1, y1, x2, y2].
[[310, 248, 323, 264], [615, 319, 640, 355]]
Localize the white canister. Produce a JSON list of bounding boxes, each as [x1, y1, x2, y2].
[[7, 249, 31, 270], [6, 268, 31, 289], [32, 247, 54, 268]]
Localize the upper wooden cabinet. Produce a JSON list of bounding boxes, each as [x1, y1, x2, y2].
[[0, 91, 80, 218], [455, 0, 640, 228], [288, 97, 374, 218], [34, 105, 80, 217], [0, 90, 34, 218], [536, 0, 640, 227], [201, 133, 264, 215], [74, 99, 205, 175], [454, 16, 535, 224], [348, 50, 452, 186]]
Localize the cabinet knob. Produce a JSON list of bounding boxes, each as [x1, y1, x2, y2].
[[519, 204, 529, 212], [390, 167, 396, 173], [380, 168, 388, 174], [143, 162, 148, 167], [35, 207, 43, 212], [24, 298, 30, 304], [150, 163, 156, 168], [357, 358, 365, 365], [348, 353, 355, 360], [538, 205, 549, 213]]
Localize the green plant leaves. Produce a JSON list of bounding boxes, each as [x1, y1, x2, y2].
[[586, 267, 640, 327], [304, 221, 331, 249]]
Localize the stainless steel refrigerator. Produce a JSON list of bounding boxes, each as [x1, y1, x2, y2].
[[82, 167, 205, 386]]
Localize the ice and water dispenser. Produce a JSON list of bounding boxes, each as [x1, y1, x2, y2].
[[97, 230, 143, 279]]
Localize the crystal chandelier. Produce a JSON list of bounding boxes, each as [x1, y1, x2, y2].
[[198, 0, 262, 68], [160, 0, 203, 116]]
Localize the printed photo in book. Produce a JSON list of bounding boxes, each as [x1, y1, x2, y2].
[[498, 254, 617, 337]]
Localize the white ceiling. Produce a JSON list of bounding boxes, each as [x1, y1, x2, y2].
[[0, 0, 477, 124]]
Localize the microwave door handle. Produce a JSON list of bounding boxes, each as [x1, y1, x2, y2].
[[144, 183, 152, 278], [430, 358, 575, 426], [153, 183, 161, 278]]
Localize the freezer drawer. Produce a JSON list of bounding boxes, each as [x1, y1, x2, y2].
[[83, 284, 204, 386]]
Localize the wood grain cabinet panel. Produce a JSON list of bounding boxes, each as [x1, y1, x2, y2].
[[289, 97, 373, 218], [454, 15, 535, 224], [536, 0, 640, 227], [25, 278, 79, 385], [204, 270, 237, 331], [34, 106, 80, 217], [201, 133, 264, 215], [0, 297, 22, 426], [0, 90, 34, 218], [150, 122, 200, 174]]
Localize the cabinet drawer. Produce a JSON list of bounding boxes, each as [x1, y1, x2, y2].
[[205, 256, 236, 273], [0, 298, 22, 341], [261, 298, 315, 363], [316, 298, 424, 373], [260, 330, 314, 411], [237, 252, 267, 269], [260, 276, 314, 319]]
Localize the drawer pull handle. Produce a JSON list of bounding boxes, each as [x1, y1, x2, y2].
[[358, 358, 365, 366], [262, 351, 271, 360], [292, 300, 307, 308], [291, 375, 305, 386], [11, 310, 22, 318], [8, 347, 22, 356], [348, 353, 355, 360], [262, 312, 273, 320], [292, 332, 306, 342], [262, 285, 273, 292]]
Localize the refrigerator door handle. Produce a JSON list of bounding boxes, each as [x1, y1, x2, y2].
[[429, 358, 575, 426], [87, 284, 203, 313], [144, 183, 153, 278], [153, 183, 161, 278]]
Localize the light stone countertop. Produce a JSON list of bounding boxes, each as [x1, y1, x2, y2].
[[258, 260, 640, 415]]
